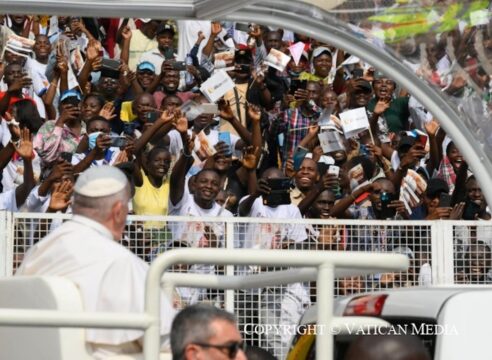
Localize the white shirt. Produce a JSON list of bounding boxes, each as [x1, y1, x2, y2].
[[168, 190, 232, 246], [177, 21, 211, 62], [0, 189, 17, 211], [16, 215, 176, 353], [239, 196, 307, 249]]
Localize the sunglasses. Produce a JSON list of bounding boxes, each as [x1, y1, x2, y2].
[[194, 341, 246, 358]]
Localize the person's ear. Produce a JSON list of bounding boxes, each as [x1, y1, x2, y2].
[[184, 343, 201, 360], [112, 201, 126, 224]]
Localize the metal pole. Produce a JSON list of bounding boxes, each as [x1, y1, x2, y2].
[[316, 263, 335, 360]]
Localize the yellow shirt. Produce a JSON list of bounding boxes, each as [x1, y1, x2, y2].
[[128, 30, 158, 70], [133, 170, 170, 228], [120, 101, 137, 122]]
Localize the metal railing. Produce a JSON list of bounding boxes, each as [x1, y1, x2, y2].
[[2, 211, 492, 358]]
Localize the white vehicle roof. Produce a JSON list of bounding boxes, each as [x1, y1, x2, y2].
[[299, 286, 492, 325]]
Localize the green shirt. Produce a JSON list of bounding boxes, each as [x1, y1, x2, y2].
[[367, 96, 410, 133]]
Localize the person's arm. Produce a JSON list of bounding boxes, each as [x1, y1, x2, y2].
[[249, 71, 272, 109], [133, 111, 174, 154], [202, 22, 221, 59], [298, 123, 319, 150], [38, 105, 80, 163], [78, 40, 101, 92], [451, 161, 469, 206], [169, 118, 194, 206], [330, 183, 374, 218], [47, 179, 73, 213], [14, 129, 35, 209], [218, 100, 252, 144], [390, 145, 426, 190], [38, 160, 73, 197], [298, 174, 338, 216], [73, 134, 112, 174], [119, 26, 132, 66], [0, 74, 32, 115], [239, 173, 269, 217], [42, 73, 60, 120], [369, 99, 390, 146], [424, 119, 441, 174]]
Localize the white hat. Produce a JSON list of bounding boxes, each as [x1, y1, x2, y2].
[[312, 46, 332, 59], [74, 166, 128, 197]]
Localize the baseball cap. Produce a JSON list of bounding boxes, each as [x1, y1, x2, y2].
[[137, 61, 156, 73], [156, 23, 175, 36], [425, 178, 449, 198], [60, 89, 82, 104], [312, 46, 332, 59], [74, 166, 128, 198], [353, 79, 372, 93]]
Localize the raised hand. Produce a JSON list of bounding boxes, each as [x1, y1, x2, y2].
[[424, 119, 440, 137], [174, 116, 188, 134], [4, 112, 21, 141], [8, 74, 32, 93], [241, 146, 259, 170], [99, 102, 117, 121], [58, 104, 80, 124], [121, 26, 132, 41], [256, 178, 271, 197], [95, 133, 111, 153], [14, 128, 34, 160], [211, 22, 222, 36], [113, 150, 129, 165], [48, 179, 73, 212], [247, 104, 261, 124], [373, 97, 391, 115], [285, 158, 295, 178], [218, 99, 235, 122]]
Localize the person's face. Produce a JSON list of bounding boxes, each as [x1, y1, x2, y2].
[[157, 32, 174, 50], [70, 17, 82, 35], [305, 82, 321, 104], [4, 50, 24, 66], [287, 57, 308, 74], [162, 97, 182, 113], [466, 179, 485, 210], [194, 171, 221, 204], [4, 64, 23, 86], [379, 273, 399, 289], [147, 150, 171, 179], [313, 191, 336, 219], [214, 155, 232, 173], [60, 100, 82, 114], [468, 245, 491, 283], [265, 32, 282, 51], [187, 319, 246, 360], [320, 90, 338, 111], [88, 120, 110, 134], [135, 96, 156, 121], [162, 70, 179, 92], [34, 35, 52, 60], [353, 89, 372, 107], [313, 53, 332, 78], [423, 192, 441, 214], [98, 77, 119, 95], [295, 158, 319, 191], [57, 16, 69, 27], [82, 97, 103, 121], [216, 191, 228, 207], [447, 144, 463, 170], [339, 277, 363, 296], [373, 78, 395, 99], [370, 181, 395, 211], [10, 15, 26, 26], [137, 70, 155, 88]]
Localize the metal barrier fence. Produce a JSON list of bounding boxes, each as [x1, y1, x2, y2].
[[1, 212, 491, 359]]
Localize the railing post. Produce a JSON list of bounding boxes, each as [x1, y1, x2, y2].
[[440, 221, 455, 285], [0, 211, 13, 277], [224, 220, 235, 313], [316, 263, 334, 360]]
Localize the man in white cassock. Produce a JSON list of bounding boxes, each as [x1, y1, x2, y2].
[[16, 166, 176, 359]]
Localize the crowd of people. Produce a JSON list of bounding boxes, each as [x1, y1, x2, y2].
[[0, 11, 490, 360]]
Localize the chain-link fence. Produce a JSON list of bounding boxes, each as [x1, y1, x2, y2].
[[2, 212, 490, 358]]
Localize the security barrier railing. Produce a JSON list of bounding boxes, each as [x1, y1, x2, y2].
[[1, 211, 491, 358]]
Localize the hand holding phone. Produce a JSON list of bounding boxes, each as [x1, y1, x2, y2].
[[293, 147, 308, 171]]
